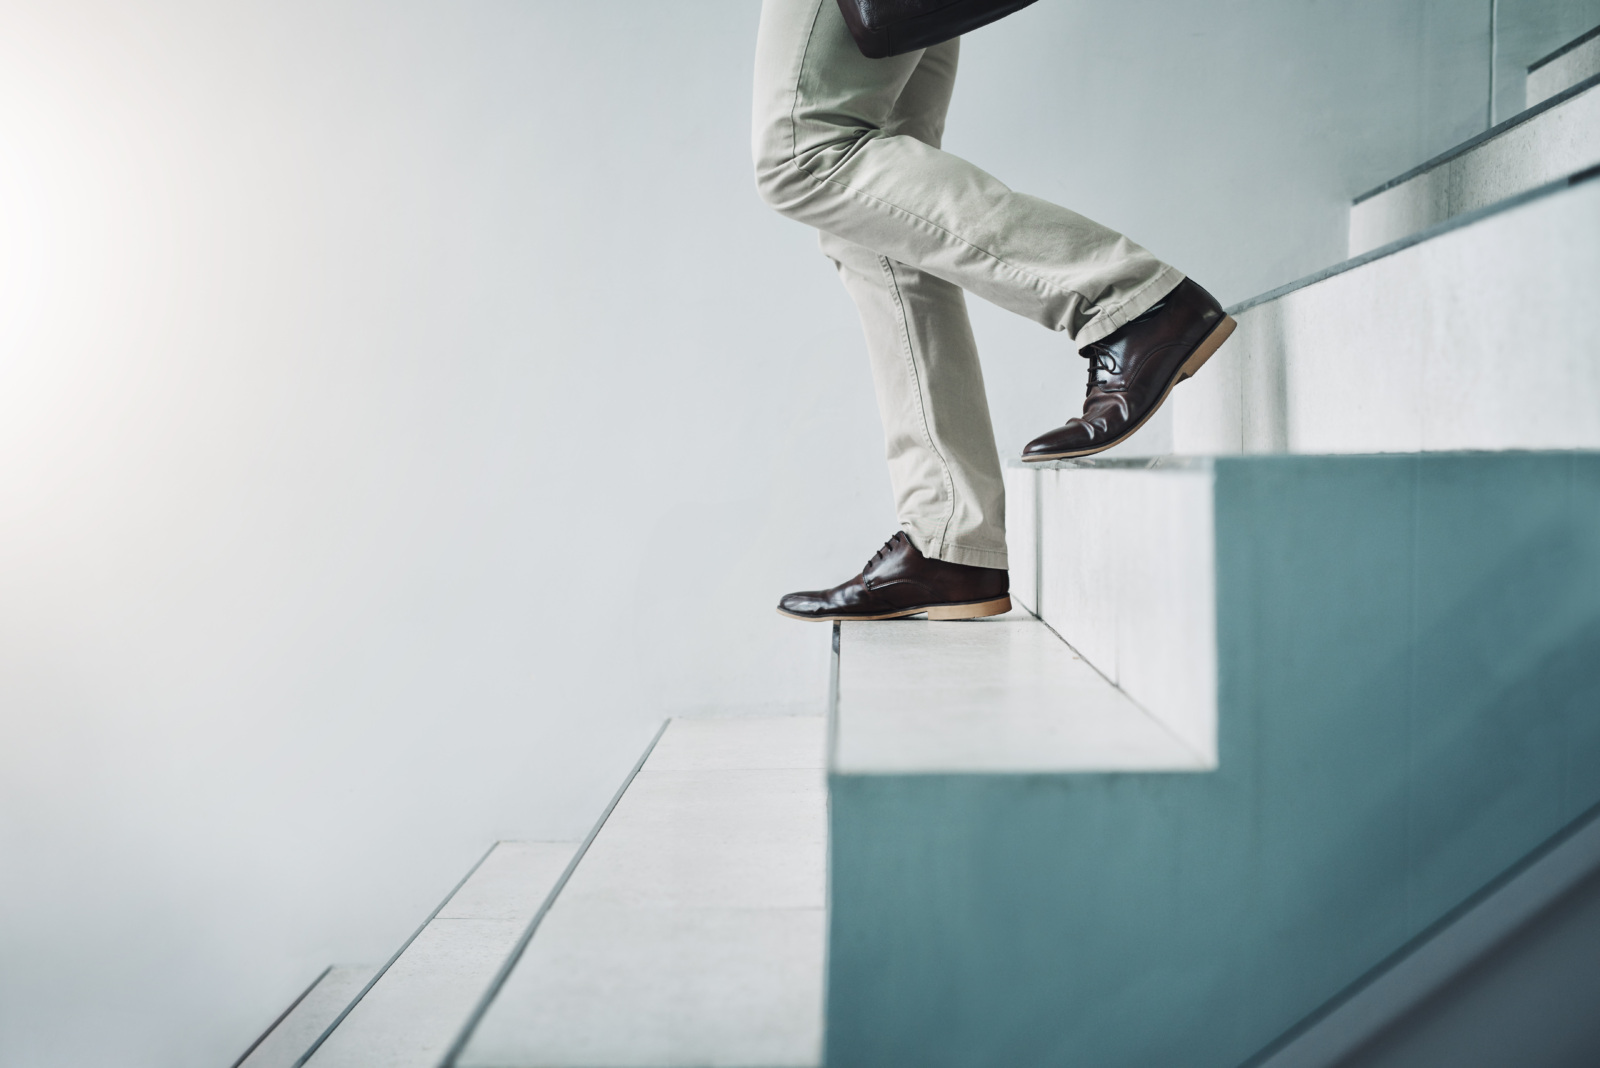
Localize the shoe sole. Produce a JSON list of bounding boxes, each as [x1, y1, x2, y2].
[[775, 595, 1013, 623], [1021, 313, 1237, 463]]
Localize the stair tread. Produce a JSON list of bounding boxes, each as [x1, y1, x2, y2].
[[458, 717, 826, 1068], [304, 841, 576, 1068], [833, 611, 1208, 774]]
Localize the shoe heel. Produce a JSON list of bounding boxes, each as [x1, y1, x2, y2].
[[927, 596, 1012, 621], [1179, 314, 1236, 381]]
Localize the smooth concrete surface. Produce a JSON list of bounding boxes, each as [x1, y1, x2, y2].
[[1034, 463, 1217, 763], [1529, 26, 1600, 105], [305, 841, 576, 1068], [833, 612, 1208, 775], [1176, 176, 1600, 456], [459, 717, 826, 1068], [827, 452, 1600, 1068], [236, 966, 377, 1068], [1349, 76, 1600, 254], [1002, 463, 1039, 614]]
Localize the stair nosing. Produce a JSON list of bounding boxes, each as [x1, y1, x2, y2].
[[1527, 22, 1600, 74], [1351, 71, 1600, 207], [441, 721, 670, 1068], [289, 846, 502, 1068], [231, 966, 334, 1068]]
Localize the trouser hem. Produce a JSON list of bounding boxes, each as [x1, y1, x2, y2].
[[1073, 266, 1187, 346], [916, 535, 1009, 570]]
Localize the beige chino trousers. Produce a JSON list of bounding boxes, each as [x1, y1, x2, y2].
[[753, 0, 1183, 569]]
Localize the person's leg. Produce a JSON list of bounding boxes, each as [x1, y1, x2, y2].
[[817, 39, 1006, 568], [752, 0, 1184, 348], [822, 238, 1006, 568]]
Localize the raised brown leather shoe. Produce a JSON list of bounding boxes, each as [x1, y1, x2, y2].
[[776, 531, 1010, 621], [1022, 277, 1236, 461]]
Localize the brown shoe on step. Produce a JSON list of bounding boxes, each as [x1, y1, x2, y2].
[[776, 531, 1010, 622], [1022, 277, 1236, 461]]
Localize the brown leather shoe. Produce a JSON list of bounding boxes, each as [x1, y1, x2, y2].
[[1022, 277, 1236, 461], [776, 531, 1010, 621]]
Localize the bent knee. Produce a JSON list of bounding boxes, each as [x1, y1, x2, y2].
[[753, 147, 809, 219], [753, 122, 873, 219]]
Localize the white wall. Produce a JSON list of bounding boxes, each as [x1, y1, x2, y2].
[[0, 2, 1506, 1065]]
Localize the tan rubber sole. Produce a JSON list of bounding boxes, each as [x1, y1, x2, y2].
[[1022, 313, 1238, 462], [776, 595, 1012, 623]]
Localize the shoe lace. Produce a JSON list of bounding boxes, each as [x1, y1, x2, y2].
[[1080, 296, 1165, 394], [1082, 344, 1115, 393], [864, 531, 905, 572]]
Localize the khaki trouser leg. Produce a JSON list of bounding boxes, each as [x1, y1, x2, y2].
[[753, 0, 1183, 566], [813, 36, 1005, 567], [824, 232, 1008, 568]]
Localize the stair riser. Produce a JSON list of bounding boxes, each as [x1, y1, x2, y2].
[[1175, 179, 1600, 457], [1350, 81, 1600, 255], [1035, 464, 1215, 762], [1528, 33, 1600, 108], [1003, 464, 1039, 613]]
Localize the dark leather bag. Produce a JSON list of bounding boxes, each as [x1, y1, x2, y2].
[[835, 0, 1041, 58]]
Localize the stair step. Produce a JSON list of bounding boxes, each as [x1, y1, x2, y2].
[[303, 840, 577, 1068], [234, 965, 377, 1068], [1528, 23, 1600, 108], [834, 611, 1208, 774], [1349, 72, 1600, 256], [1167, 172, 1600, 457], [1004, 459, 1216, 761], [827, 451, 1600, 1068], [456, 717, 827, 1068]]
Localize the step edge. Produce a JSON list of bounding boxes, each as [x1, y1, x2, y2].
[[440, 720, 670, 1068], [1528, 21, 1600, 74], [1351, 71, 1600, 207], [289, 843, 505, 1068], [1229, 162, 1600, 318], [231, 966, 334, 1068]]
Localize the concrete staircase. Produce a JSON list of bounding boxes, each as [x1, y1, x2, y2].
[[235, 19, 1600, 1068]]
